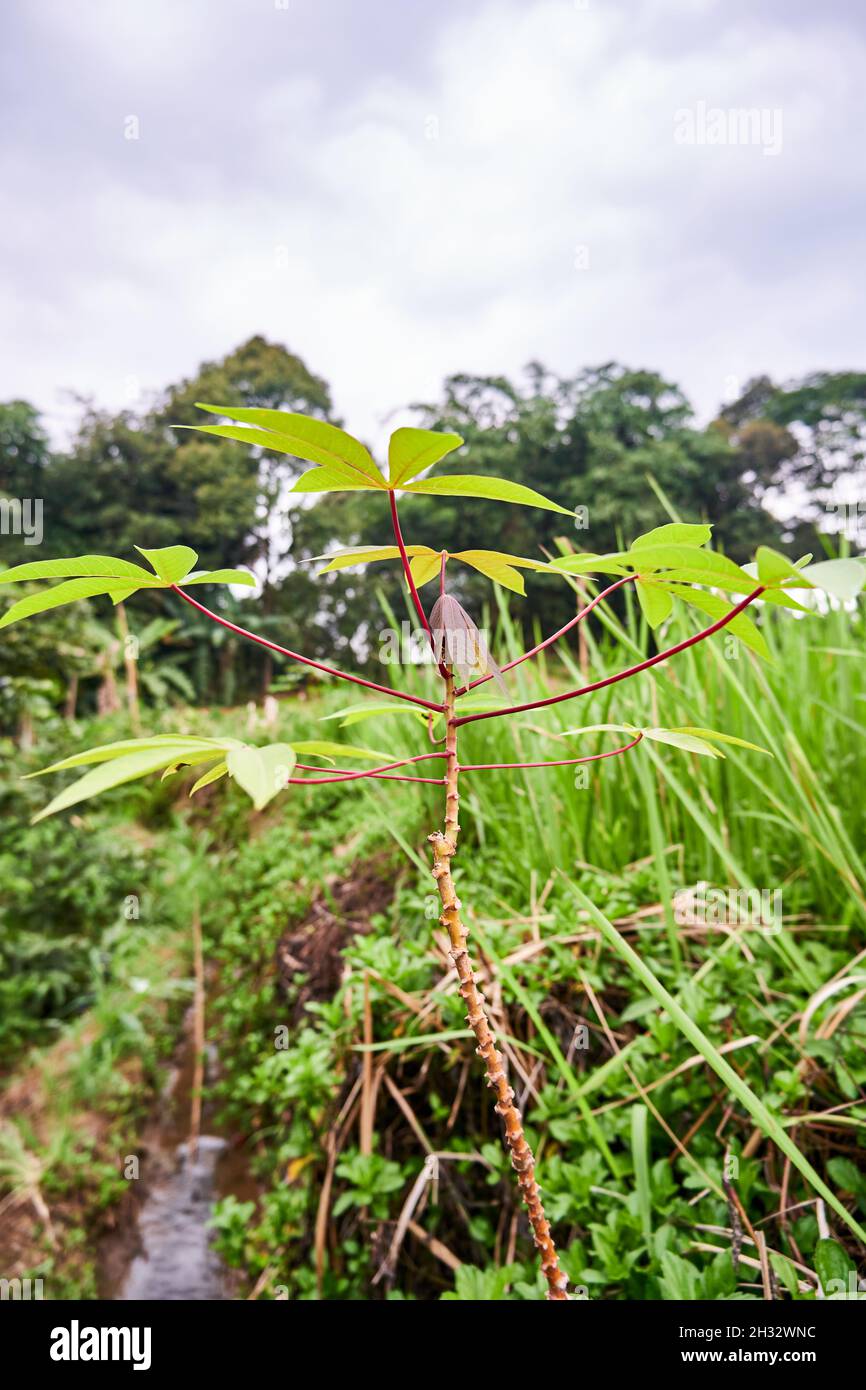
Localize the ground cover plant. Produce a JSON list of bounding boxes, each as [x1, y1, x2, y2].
[[3, 407, 865, 1299]]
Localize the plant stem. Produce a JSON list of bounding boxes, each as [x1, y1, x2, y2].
[[454, 586, 766, 726], [428, 671, 569, 1300], [170, 585, 443, 712], [389, 491, 435, 646]]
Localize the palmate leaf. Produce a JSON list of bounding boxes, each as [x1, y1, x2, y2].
[[553, 540, 810, 611], [27, 731, 385, 821], [0, 544, 254, 629], [316, 544, 555, 595], [184, 406, 570, 513]]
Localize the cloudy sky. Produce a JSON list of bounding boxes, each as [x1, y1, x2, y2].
[[2, 0, 864, 448]]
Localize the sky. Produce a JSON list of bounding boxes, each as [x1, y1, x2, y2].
[[1, 0, 864, 451]]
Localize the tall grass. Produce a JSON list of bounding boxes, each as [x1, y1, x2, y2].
[[348, 580, 865, 932]]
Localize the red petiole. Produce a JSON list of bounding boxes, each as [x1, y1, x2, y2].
[[170, 584, 444, 713], [454, 586, 766, 726]]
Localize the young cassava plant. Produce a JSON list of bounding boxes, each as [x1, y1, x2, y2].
[[5, 405, 865, 1299]]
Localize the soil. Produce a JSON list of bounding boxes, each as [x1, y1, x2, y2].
[[275, 848, 399, 1015]]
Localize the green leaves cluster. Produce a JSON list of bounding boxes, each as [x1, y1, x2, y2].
[[0, 546, 254, 630], [26, 734, 384, 821], [316, 544, 553, 595], [183, 405, 572, 514], [553, 523, 865, 658]]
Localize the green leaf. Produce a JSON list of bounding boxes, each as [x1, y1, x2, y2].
[[226, 743, 297, 809], [632, 523, 713, 550], [191, 406, 386, 488], [24, 735, 230, 777], [635, 580, 673, 629], [452, 549, 553, 595], [409, 553, 443, 587], [291, 466, 383, 494], [670, 727, 772, 756], [320, 701, 430, 728], [0, 579, 135, 630], [401, 474, 572, 514], [550, 552, 631, 577], [317, 545, 432, 573], [189, 761, 229, 796], [718, 564, 811, 610], [457, 554, 525, 594], [815, 1239, 854, 1296], [769, 1252, 800, 1298], [388, 427, 463, 487], [290, 740, 389, 762], [160, 749, 224, 778], [0, 555, 153, 585], [135, 545, 198, 583], [642, 728, 723, 758], [755, 546, 816, 590], [624, 544, 752, 584], [799, 559, 866, 602], [181, 568, 256, 587], [826, 1157, 863, 1193], [670, 585, 771, 659], [559, 544, 754, 592], [31, 746, 205, 822]]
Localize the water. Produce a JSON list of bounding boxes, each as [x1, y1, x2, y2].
[[117, 1136, 229, 1301]]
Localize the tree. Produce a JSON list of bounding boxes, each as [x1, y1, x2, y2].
[[720, 371, 866, 543], [342, 363, 788, 637]]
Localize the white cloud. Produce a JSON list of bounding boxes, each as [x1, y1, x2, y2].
[[1, 0, 864, 456]]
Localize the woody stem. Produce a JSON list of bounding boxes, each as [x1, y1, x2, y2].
[[427, 671, 569, 1300]]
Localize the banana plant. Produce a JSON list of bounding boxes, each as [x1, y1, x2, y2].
[[4, 406, 865, 1299]]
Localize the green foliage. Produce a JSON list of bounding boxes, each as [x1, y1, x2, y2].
[[186, 403, 569, 513], [26, 729, 383, 820], [0, 545, 253, 630], [318, 543, 554, 595]]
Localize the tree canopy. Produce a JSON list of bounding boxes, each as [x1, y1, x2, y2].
[[1, 346, 863, 725]]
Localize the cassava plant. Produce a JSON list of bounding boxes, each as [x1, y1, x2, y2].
[[5, 405, 865, 1299]]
